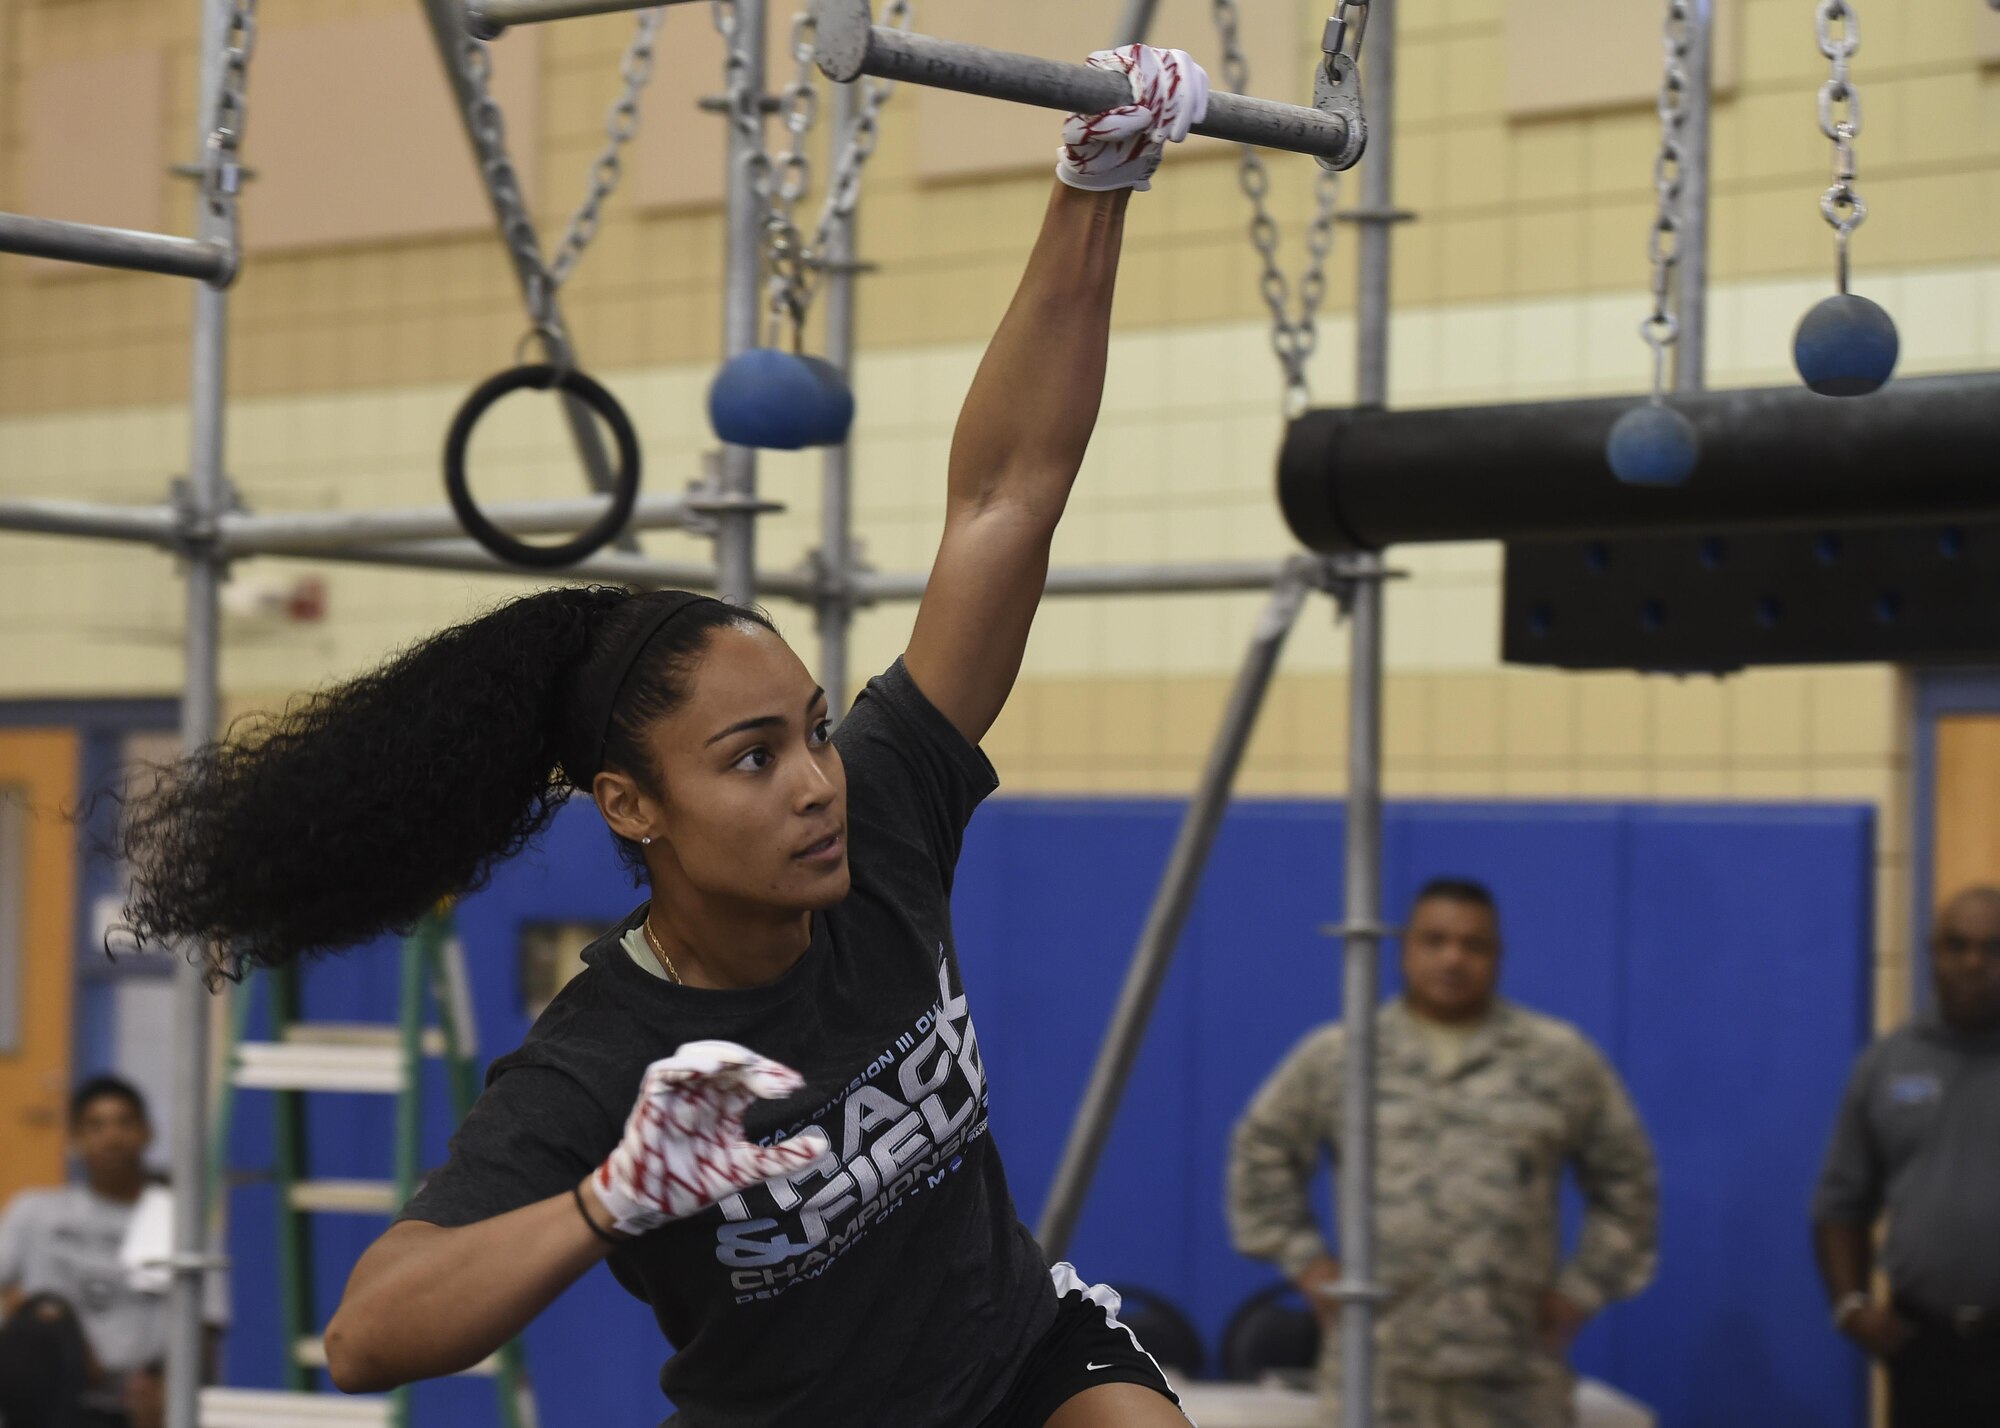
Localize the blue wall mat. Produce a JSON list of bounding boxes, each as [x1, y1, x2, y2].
[[220, 796, 1872, 1428]]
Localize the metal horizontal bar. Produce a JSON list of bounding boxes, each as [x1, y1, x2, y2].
[[854, 560, 1288, 603], [466, 0, 700, 36], [0, 498, 1274, 602], [279, 537, 728, 589], [816, 5, 1353, 165], [0, 495, 827, 598], [0, 211, 233, 283], [218, 493, 705, 555], [0, 499, 181, 544]]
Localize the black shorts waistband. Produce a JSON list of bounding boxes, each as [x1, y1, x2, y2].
[[1894, 1300, 2000, 1343]]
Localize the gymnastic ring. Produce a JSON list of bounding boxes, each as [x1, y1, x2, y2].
[[444, 363, 641, 569]]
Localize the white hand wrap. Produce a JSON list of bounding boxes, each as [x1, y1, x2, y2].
[[590, 1040, 831, 1237], [1056, 44, 1211, 193]]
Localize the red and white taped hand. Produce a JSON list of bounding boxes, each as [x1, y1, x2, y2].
[[590, 1041, 830, 1237], [1056, 45, 1211, 193]]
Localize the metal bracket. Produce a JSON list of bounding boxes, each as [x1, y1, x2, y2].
[[1334, 206, 1417, 226], [1322, 552, 1407, 618], [1323, 1277, 1390, 1305], [138, 1251, 232, 1272], [1319, 919, 1401, 942], [1314, 49, 1367, 173], [805, 256, 881, 278], [1287, 552, 1350, 597], [169, 475, 244, 562], [682, 491, 788, 517], [802, 538, 876, 610], [170, 161, 259, 185], [697, 93, 788, 115]]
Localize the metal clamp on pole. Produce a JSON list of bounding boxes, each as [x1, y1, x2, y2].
[[139, 1251, 234, 1272], [814, 0, 1368, 169]]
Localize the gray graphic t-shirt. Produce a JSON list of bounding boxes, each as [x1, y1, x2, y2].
[[0, 1185, 226, 1372]]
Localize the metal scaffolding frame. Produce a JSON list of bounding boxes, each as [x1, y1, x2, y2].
[[0, 1, 1644, 1425]]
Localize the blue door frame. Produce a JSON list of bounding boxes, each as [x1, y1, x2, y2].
[[1910, 668, 2000, 1007]]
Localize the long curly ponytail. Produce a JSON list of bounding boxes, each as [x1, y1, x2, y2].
[[114, 585, 771, 975]]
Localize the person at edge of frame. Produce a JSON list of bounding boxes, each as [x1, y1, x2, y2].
[[0, 1077, 227, 1428], [108, 45, 1215, 1428], [1226, 877, 1661, 1428], [1812, 884, 2000, 1428]]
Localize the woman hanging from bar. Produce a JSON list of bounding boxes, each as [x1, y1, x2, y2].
[[116, 46, 1208, 1428]]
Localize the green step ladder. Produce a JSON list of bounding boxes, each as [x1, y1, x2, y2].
[[211, 913, 537, 1428]]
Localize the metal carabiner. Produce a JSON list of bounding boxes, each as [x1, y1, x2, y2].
[[1323, 1, 1369, 66]]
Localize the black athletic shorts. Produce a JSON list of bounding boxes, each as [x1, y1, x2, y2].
[[976, 1264, 1190, 1428]]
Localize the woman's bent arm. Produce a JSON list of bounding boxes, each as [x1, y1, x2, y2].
[[324, 1177, 615, 1392]]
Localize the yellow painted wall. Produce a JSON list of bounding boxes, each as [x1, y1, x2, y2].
[[1, 0, 1993, 1033]]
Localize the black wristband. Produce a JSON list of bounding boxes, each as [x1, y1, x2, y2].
[[572, 1179, 622, 1247]]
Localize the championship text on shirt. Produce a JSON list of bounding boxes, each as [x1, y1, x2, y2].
[[717, 950, 988, 1302]]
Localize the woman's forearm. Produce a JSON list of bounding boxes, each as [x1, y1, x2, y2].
[[945, 182, 1130, 522], [325, 1179, 615, 1392]]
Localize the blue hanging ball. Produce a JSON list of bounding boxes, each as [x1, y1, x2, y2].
[[797, 356, 857, 447], [1606, 403, 1700, 487], [708, 349, 827, 451], [1793, 293, 1900, 397]]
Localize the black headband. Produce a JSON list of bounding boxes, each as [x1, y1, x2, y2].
[[569, 592, 722, 785]]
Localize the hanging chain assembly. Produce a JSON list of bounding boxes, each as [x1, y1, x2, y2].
[[550, 9, 665, 288], [1814, 0, 1865, 294], [761, 5, 825, 347], [460, 7, 665, 364], [1638, 0, 1691, 402], [713, 0, 912, 350], [198, 0, 260, 280], [810, 0, 910, 259], [1215, 0, 1352, 419]]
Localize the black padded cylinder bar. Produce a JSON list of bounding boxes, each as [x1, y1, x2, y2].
[[1279, 373, 2000, 554]]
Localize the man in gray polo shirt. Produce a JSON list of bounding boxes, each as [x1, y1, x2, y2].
[[0, 1076, 225, 1428], [1812, 884, 2000, 1428]]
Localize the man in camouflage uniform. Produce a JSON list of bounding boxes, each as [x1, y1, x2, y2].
[[1227, 877, 1658, 1427]]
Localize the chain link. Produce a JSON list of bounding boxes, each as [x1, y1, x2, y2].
[[550, 8, 666, 287], [200, 0, 260, 254], [713, 0, 912, 348], [806, 1, 911, 280], [1814, 0, 1865, 292], [1215, 0, 1341, 418], [1638, 0, 1690, 400], [462, 9, 665, 353], [761, 8, 825, 344]]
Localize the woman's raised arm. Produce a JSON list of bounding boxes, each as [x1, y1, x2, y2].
[[905, 47, 1207, 744]]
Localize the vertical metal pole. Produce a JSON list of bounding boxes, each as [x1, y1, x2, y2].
[[1336, 570, 1384, 1428], [718, 0, 767, 605], [1340, 2, 1397, 1424], [1110, 0, 1163, 47], [817, 77, 859, 715], [168, 7, 233, 1425], [1673, 0, 1713, 394]]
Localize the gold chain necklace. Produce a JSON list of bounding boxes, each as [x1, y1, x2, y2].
[[642, 916, 683, 986]]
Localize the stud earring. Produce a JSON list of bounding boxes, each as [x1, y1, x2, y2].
[[641, 836, 653, 846]]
